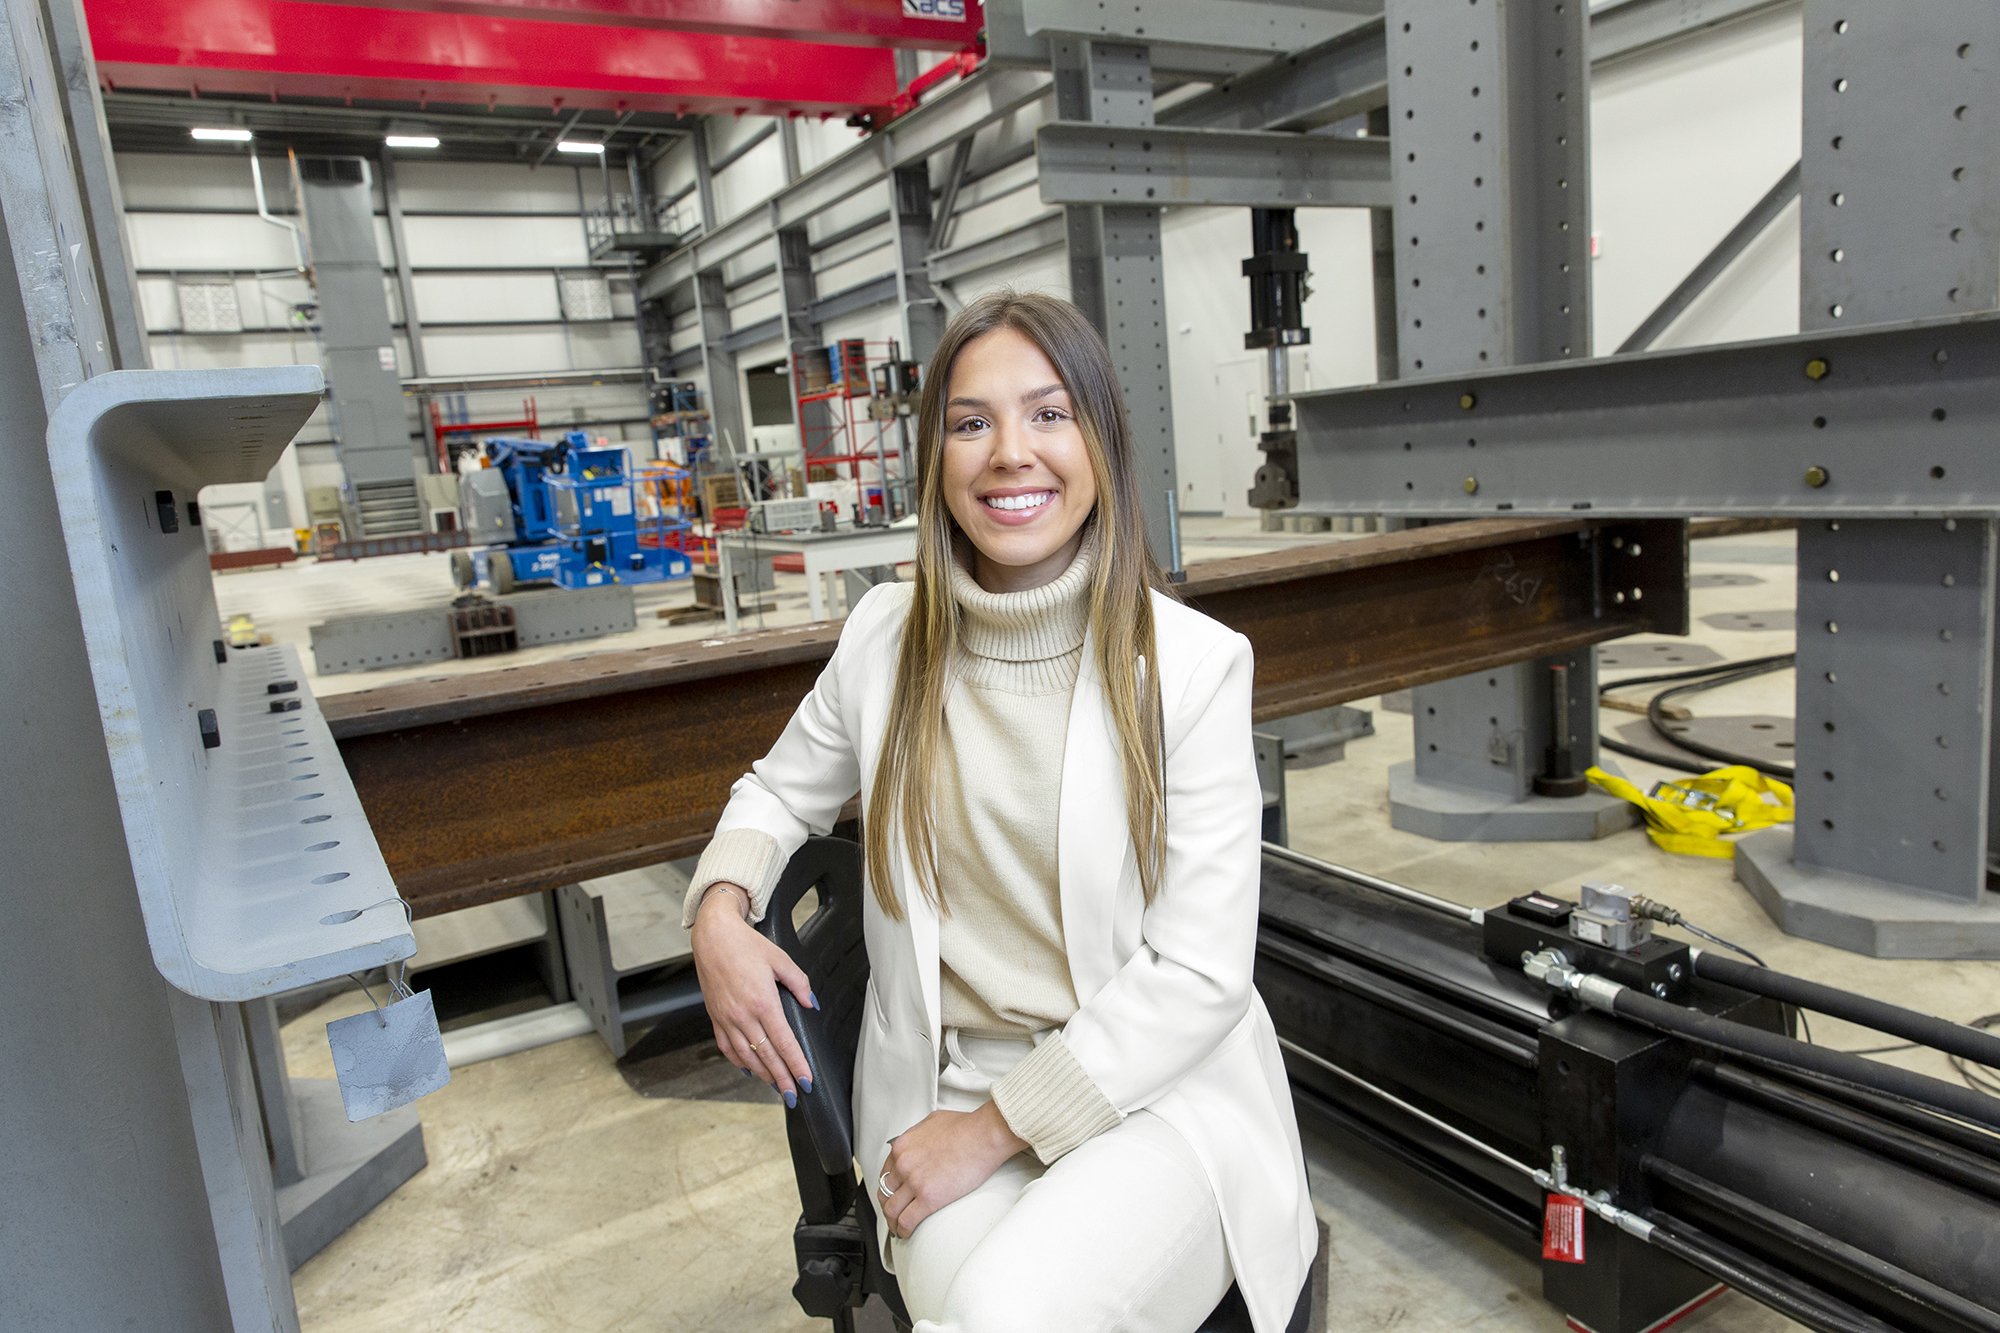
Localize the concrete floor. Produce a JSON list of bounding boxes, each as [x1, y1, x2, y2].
[[268, 522, 2000, 1332]]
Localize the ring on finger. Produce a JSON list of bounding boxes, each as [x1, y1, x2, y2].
[[750, 1036, 770, 1052], [878, 1169, 896, 1199]]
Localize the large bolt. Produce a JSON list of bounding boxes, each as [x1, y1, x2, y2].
[[1459, 392, 1478, 410], [1463, 476, 1480, 495], [1805, 465, 1831, 489], [1805, 357, 1831, 381]]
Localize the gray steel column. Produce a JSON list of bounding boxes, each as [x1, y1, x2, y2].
[[1737, 2, 2000, 957], [777, 224, 830, 466], [890, 162, 946, 367], [695, 266, 747, 457], [378, 149, 428, 380], [1051, 36, 1178, 569], [778, 116, 802, 184], [0, 0, 294, 1324], [1386, 0, 1632, 841], [692, 124, 718, 232]]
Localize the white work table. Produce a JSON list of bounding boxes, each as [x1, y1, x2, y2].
[[716, 524, 918, 632]]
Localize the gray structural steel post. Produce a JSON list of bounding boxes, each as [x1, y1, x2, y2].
[[1050, 36, 1179, 570], [695, 266, 748, 460], [777, 223, 829, 471], [0, 0, 297, 1324], [890, 161, 946, 368], [378, 148, 428, 380], [1385, 0, 1632, 842], [1735, 1, 2000, 957]]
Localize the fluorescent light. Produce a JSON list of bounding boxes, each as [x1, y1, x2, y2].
[[190, 126, 253, 142], [556, 139, 605, 155], [385, 134, 441, 149]]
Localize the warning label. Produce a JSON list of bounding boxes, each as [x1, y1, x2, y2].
[[1543, 1195, 1586, 1264]]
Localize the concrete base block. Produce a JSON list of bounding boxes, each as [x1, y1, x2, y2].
[[1388, 761, 1638, 842], [277, 1080, 427, 1269], [1736, 829, 2000, 959]]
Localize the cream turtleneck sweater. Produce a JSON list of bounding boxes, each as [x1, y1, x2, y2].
[[682, 525, 1121, 1164]]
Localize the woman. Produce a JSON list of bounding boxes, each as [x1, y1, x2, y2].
[[683, 291, 1314, 1333]]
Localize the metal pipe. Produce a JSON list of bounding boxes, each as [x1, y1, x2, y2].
[[1265, 344, 1290, 402], [248, 152, 306, 274], [1260, 843, 1482, 924], [1640, 1214, 1901, 1333]]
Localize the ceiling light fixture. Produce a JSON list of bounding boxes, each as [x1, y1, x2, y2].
[[556, 139, 605, 155], [190, 127, 253, 142], [385, 134, 441, 149]]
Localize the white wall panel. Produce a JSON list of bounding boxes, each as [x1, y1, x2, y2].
[[413, 271, 562, 324], [393, 160, 588, 214], [714, 136, 787, 222], [401, 214, 589, 268], [126, 212, 306, 273]]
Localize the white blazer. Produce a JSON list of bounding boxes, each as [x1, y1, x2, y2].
[[713, 578, 1316, 1333]]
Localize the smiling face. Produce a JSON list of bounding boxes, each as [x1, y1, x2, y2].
[[940, 325, 1101, 593]]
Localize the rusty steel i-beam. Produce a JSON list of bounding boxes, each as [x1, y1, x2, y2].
[[328, 518, 1688, 917]]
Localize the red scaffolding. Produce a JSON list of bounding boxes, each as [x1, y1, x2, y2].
[[790, 338, 909, 525]]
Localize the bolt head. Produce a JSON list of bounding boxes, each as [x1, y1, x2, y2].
[[1805, 465, 1830, 488], [1459, 392, 1478, 410], [1651, 982, 1670, 998], [1805, 357, 1831, 381], [1463, 476, 1480, 495]]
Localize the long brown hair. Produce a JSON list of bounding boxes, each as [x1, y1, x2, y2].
[[863, 290, 1177, 921]]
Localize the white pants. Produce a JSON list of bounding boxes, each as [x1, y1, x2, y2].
[[889, 1028, 1234, 1333]]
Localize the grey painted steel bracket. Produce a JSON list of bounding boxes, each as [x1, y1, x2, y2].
[[1290, 311, 2000, 517], [47, 366, 415, 1000], [1036, 123, 1393, 209]]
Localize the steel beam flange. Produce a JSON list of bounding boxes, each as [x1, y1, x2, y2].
[[332, 519, 1685, 915], [1036, 122, 1394, 209], [1291, 310, 2000, 517]]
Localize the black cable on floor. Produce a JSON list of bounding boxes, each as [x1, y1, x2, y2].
[[1597, 653, 1797, 779]]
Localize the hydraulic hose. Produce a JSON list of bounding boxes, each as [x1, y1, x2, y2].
[[1693, 951, 2000, 1072], [1606, 984, 2000, 1135], [1639, 1212, 1901, 1333]]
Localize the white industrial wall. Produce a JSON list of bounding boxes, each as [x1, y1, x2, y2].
[[116, 149, 652, 535], [654, 5, 1805, 519]]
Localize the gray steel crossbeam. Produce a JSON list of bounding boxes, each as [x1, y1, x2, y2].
[[1159, 22, 1388, 132], [928, 213, 1066, 286], [1035, 123, 1393, 209], [1290, 312, 2000, 517], [1023, 0, 1379, 55]]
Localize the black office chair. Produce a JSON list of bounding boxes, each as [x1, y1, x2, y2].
[[759, 836, 1310, 1333]]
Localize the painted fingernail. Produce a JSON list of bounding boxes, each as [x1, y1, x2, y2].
[[802, 1078, 814, 1094], [784, 1090, 798, 1109], [741, 1067, 752, 1078], [809, 991, 820, 1010]]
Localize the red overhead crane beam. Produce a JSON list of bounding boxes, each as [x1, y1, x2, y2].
[[307, 0, 984, 50], [85, 0, 900, 118]]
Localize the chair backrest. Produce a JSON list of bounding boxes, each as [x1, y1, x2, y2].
[[758, 836, 870, 1216]]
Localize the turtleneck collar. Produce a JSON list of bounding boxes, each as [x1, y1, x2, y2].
[[947, 521, 1097, 665]]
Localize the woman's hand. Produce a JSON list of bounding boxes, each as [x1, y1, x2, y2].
[[878, 1102, 1028, 1239], [689, 883, 817, 1106]]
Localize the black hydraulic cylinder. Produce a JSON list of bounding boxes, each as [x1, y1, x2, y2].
[[1243, 208, 1310, 350], [1691, 950, 2000, 1071]]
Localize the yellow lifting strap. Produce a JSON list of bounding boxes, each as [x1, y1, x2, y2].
[[1586, 765, 1795, 859]]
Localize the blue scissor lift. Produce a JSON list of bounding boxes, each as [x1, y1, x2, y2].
[[452, 431, 692, 593]]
